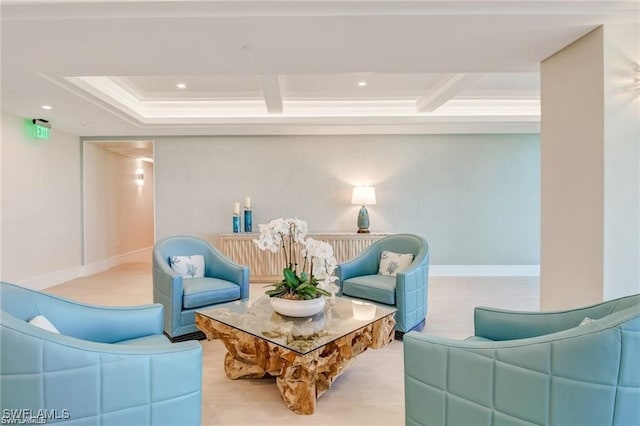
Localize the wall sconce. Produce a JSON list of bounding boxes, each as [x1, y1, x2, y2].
[[135, 168, 145, 186], [351, 186, 376, 233]]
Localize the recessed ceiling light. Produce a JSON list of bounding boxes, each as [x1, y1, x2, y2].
[[358, 81, 367, 87], [41, 105, 52, 110], [176, 82, 187, 89]]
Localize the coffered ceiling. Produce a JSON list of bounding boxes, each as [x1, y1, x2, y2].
[[1, 1, 638, 136]]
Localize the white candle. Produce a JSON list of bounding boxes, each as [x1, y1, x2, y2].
[[245, 196, 251, 209], [233, 202, 240, 214], [352, 300, 376, 320]]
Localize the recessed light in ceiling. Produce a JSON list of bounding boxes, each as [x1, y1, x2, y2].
[[176, 82, 187, 89], [41, 105, 52, 110], [358, 81, 367, 87]]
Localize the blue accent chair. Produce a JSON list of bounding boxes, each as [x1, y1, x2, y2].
[[153, 235, 249, 341], [404, 294, 640, 426], [336, 234, 429, 336], [0, 282, 202, 426]]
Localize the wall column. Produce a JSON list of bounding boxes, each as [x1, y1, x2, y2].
[[540, 25, 640, 310]]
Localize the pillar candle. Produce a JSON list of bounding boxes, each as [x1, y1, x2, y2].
[[233, 202, 240, 214], [245, 196, 251, 209]]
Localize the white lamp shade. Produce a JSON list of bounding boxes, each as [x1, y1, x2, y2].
[[351, 186, 376, 205]]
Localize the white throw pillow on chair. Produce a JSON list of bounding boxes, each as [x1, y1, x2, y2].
[[378, 251, 414, 277], [170, 255, 205, 279], [28, 315, 60, 334]]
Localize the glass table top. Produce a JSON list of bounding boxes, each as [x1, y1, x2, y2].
[[197, 296, 396, 355]]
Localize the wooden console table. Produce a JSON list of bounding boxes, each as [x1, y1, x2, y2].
[[219, 232, 390, 282]]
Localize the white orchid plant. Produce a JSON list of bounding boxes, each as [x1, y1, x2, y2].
[[254, 217, 339, 300]]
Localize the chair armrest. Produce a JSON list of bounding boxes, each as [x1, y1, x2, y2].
[[395, 255, 429, 331], [204, 248, 250, 299], [152, 258, 184, 335], [41, 300, 164, 343], [475, 307, 571, 340], [475, 294, 640, 341], [475, 304, 612, 340], [395, 243, 429, 295], [336, 246, 380, 285]]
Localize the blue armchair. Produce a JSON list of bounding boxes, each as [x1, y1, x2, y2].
[[0, 282, 202, 426], [153, 235, 249, 341], [336, 234, 429, 336], [404, 294, 640, 426]]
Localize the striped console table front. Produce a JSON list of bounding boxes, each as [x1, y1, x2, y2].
[[218, 232, 390, 282]]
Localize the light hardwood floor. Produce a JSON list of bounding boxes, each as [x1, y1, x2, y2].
[[46, 262, 539, 426]]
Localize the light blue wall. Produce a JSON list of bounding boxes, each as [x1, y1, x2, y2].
[[154, 134, 540, 265]]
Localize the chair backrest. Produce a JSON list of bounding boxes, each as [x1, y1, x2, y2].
[[475, 293, 640, 341], [586, 293, 640, 318], [153, 235, 215, 264], [404, 303, 640, 426], [373, 234, 429, 265]]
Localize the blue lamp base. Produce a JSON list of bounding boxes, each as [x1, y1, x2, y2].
[[357, 206, 370, 233]]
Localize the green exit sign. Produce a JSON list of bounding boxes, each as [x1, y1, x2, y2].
[[31, 119, 51, 140], [35, 124, 50, 139]]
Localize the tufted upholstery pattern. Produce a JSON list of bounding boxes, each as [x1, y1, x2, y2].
[[1, 282, 203, 426], [404, 294, 640, 426], [153, 235, 249, 340], [336, 234, 429, 333]]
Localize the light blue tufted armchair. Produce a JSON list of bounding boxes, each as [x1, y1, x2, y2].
[[404, 294, 640, 426], [0, 282, 202, 426], [336, 234, 429, 336], [153, 235, 249, 342]]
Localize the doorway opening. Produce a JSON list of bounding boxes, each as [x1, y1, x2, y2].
[[82, 139, 154, 272]]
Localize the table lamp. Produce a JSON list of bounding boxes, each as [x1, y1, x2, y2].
[[351, 186, 376, 233]]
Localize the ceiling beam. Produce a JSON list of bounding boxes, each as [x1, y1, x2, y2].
[[258, 75, 283, 114], [416, 73, 482, 113]]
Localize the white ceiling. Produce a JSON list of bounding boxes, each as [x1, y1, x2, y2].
[[1, 1, 638, 137]]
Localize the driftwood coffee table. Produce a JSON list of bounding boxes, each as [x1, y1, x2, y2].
[[196, 296, 396, 415]]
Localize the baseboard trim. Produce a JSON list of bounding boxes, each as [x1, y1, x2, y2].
[[82, 247, 152, 277], [16, 260, 538, 290], [430, 265, 540, 277], [17, 247, 152, 291], [16, 266, 86, 291]]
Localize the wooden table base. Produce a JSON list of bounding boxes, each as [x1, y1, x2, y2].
[[196, 313, 395, 415]]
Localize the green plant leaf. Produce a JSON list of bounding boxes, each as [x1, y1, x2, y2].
[[298, 286, 317, 298], [266, 288, 287, 297], [295, 282, 313, 292], [316, 288, 331, 297], [283, 268, 299, 288]]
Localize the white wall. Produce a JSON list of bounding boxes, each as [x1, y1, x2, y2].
[[0, 113, 3, 280], [154, 133, 540, 268], [602, 24, 640, 300], [1, 112, 82, 287], [83, 142, 154, 266], [0, 112, 156, 288], [0, 109, 541, 285]]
